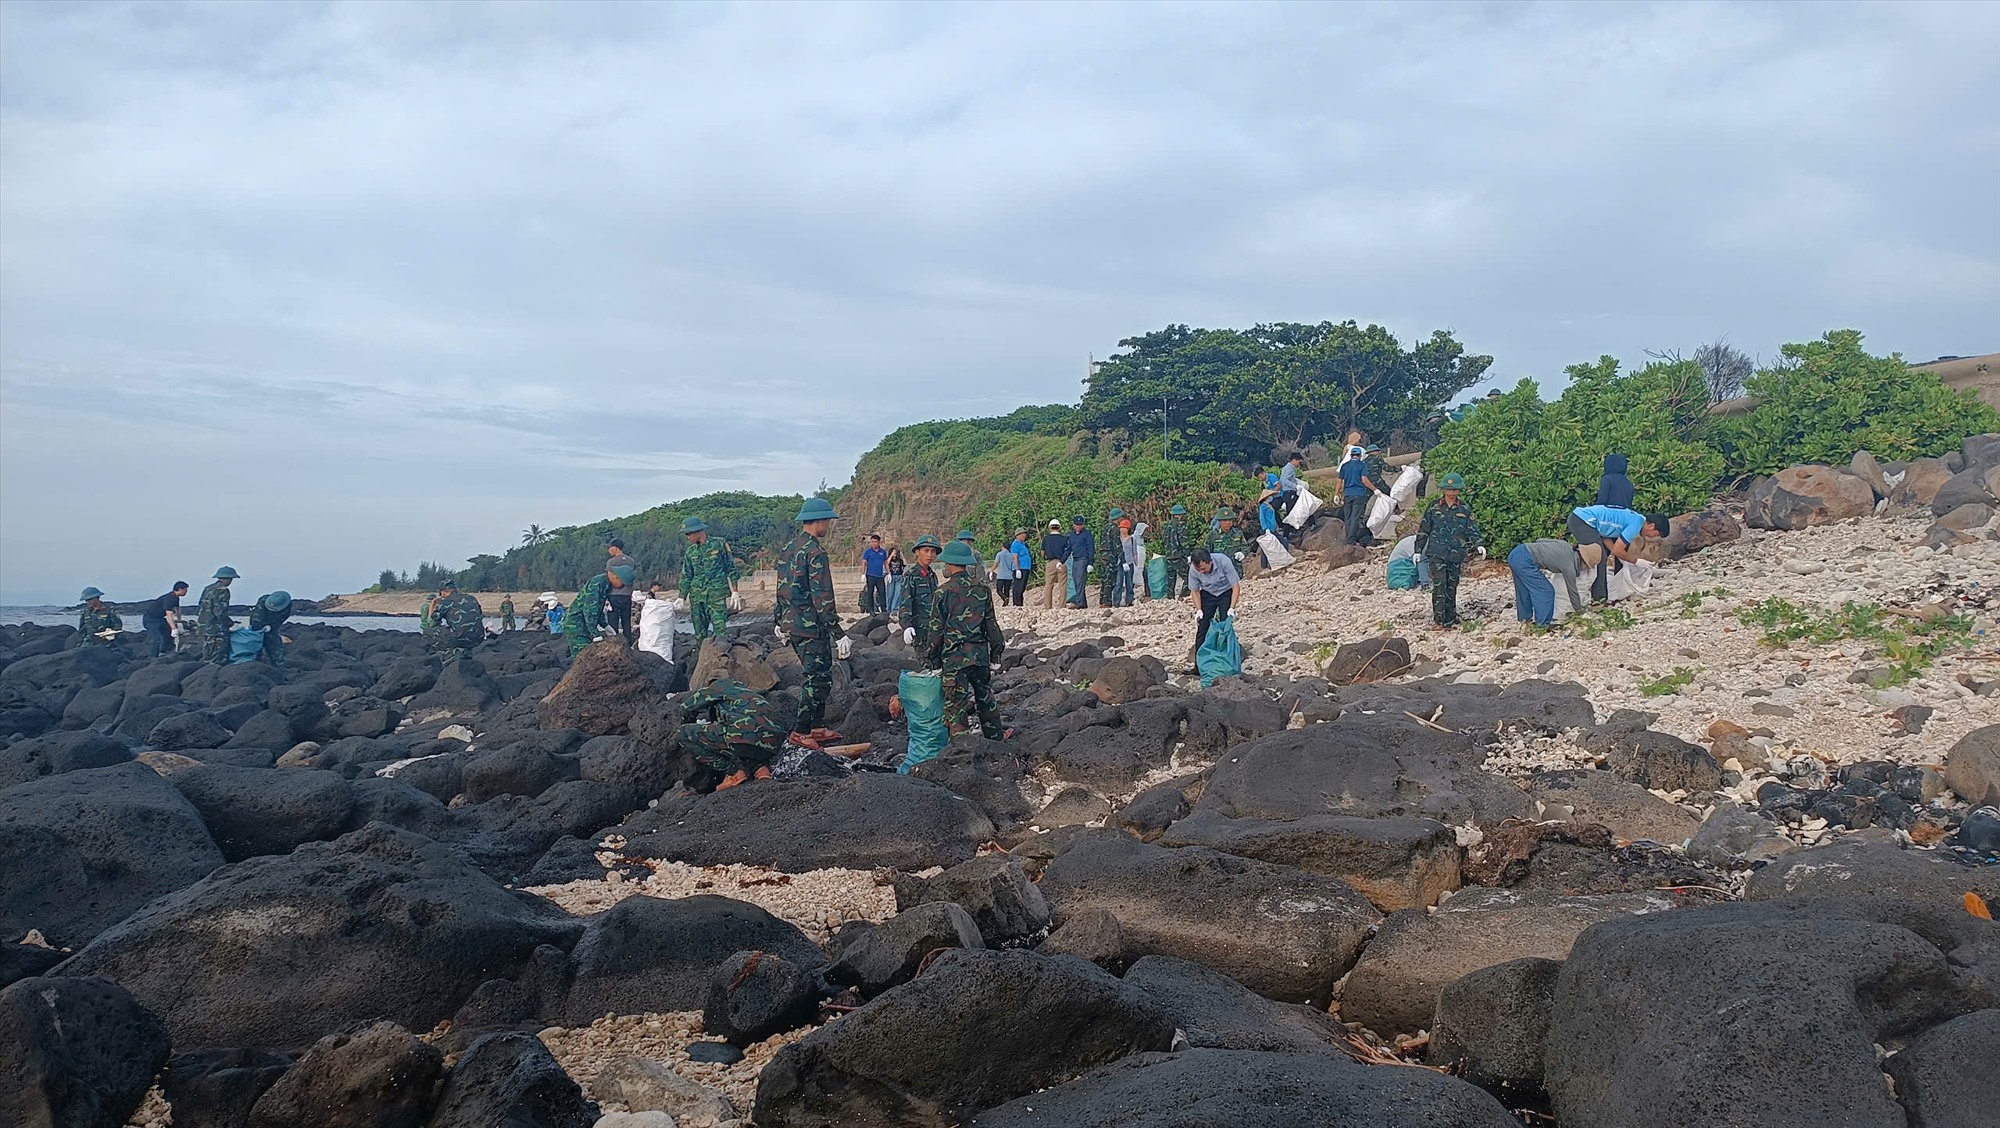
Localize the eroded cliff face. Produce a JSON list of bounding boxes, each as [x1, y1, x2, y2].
[[830, 478, 986, 554]]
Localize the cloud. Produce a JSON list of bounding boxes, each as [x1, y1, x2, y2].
[[2, 1, 1994, 602]]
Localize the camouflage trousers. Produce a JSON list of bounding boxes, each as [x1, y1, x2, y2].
[[688, 593, 729, 641], [1431, 561, 1463, 627], [942, 663, 1003, 741], [200, 632, 229, 665], [1164, 556, 1190, 600], [792, 630, 833, 733], [678, 723, 776, 776]]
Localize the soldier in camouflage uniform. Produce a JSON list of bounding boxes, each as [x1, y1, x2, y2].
[[1415, 472, 1484, 629], [780, 498, 841, 743], [1159, 504, 1191, 600], [428, 580, 487, 663], [899, 535, 942, 652], [924, 539, 1008, 740], [197, 567, 238, 664], [1096, 507, 1124, 605], [246, 590, 293, 669], [499, 597, 516, 632], [1204, 507, 1245, 558], [563, 565, 631, 658], [679, 516, 742, 642], [77, 587, 123, 645], [678, 677, 788, 789]]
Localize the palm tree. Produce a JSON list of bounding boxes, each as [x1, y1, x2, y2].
[[521, 525, 549, 547]]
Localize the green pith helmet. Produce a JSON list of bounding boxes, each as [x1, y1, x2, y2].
[[262, 591, 292, 613], [80, 586, 104, 601], [1215, 506, 1237, 521], [938, 540, 979, 567], [438, 577, 457, 591], [681, 516, 708, 534], [955, 529, 975, 542], [912, 534, 941, 550], [1108, 507, 1124, 520], [214, 566, 239, 579], [1169, 504, 1188, 516], [1440, 472, 1467, 490], [609, 564, 636, 584], [796, 497, 838, 522]]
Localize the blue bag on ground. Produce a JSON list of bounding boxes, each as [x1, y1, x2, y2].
[[1196, 617, 1242, 688], [1387, 557, 1418, 590], [228, 627, 265, 664], [1146, 557, 1169, 598], [897, 670, 948, 773]]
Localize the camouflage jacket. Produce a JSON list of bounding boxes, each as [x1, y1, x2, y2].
[[772, 533, 802, 622], [1161, 519, 1190, 561], [1204, 523, 1247, 556], [196, 582, 233, 636], [782, 532, 837, 636], [680, 537, 739, 600], [1416, 498, 1483, 564], [924, 570, 1005, 671], [1096, 522, 1124, 572], [77, 604, 122, 642], [680, 678, 788, 749], [499, 599, 516, 625], [565, 574, 611, 642], [247, 602, 291, 632], [433, 592, 485, 645], [900, 563, 939, 635]]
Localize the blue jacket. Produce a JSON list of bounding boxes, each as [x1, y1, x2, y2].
[[1573, 504, 1645, 543], [1010, 538, 1033, 571], [1067, 527, 1095, 564]]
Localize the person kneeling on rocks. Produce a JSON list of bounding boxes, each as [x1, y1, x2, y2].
[[924, 538, 1010, 741], [679, 677, 787, 790]]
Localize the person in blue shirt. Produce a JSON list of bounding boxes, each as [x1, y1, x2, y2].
[[1338, 446, 1388, 545], [861, 534, 889, 614], [1065, 516, 1095, 609], [1567, 505, 1671, 603], [1006, 528, 1033, 607]]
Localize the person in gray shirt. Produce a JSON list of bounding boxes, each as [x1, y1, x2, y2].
[[1186, 548, 1241, 656], [1507, 538, 1585, 626]]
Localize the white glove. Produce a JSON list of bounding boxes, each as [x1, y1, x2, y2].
[[903, 627, 916, 645], [774, 624, 787, 642], [727, 592, 742, 612], [836, 637, 853, 660], [1476, 546, 1488, 560], [1087, 565, 1094, 574], [1233, 552, 1245, 563]]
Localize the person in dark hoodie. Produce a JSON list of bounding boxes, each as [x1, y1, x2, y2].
[[1596, 453, 1635, 509]]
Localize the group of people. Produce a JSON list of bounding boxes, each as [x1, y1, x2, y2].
[[75, 568, 298, 667]]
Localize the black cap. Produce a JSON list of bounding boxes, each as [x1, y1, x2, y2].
[[608, 539, 624, 550]]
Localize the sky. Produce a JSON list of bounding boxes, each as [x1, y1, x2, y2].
[[2, 1, 1995, 604]]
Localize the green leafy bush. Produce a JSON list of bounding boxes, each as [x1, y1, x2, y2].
[[1715, 330, 2000, 477]]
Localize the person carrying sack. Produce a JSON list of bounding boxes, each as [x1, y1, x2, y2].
[[1185, 547, 1240, 667]]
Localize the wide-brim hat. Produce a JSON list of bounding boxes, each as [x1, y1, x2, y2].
[[609, 564, 636, 584], [938, 540, 979, 567], [1108, 507, 1124, 519], [912, 534, 941, 550], [955, 529, 976, 542], [796, 497, 839, 522], [263, 590, 292, 612], [681, 516, 708, 534], [1215, 506, 1237, 520]]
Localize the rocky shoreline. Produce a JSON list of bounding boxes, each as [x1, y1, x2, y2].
[[2, 438, 1997, 1128]]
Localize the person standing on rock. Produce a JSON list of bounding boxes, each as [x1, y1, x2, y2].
[[678, 677, 787, 790], [563, 564, 630, 658], [1160, 504, 1191, 599], [1416, 472, 1484, 629], [1277, 452, 1305, 518], [428, 579, 487, 664], [1065, 516, 1094, 608], [77, 587, 122, 645], [1567, 504, 1670, 604], [197, 567, 238, 664], [924, 539, 1009, 741], [900, 535, 942, 652], [246, 591, 293, 668], [1507, 539, 1585, 628], [782, 498, 843, 747], [1040, 519, 1070, 608], [498, 596, 516, 632], [604, 540, 639, 645], [1096, 508, 1124, 607], [1007, 527, 1033, 607], [680, 517, 742, 642], [861, 533, 889, 614], [141, 580, 188, 657], [1186, 548, 1240, 660]]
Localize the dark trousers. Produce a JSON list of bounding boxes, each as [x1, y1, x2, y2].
[[1432, 560, 1463, 626], [863, 574, 886, 613], [1067, 557, 1090, 607], [1195, 588, 1234, 652], [607, 592, 634, 642], [1566, 513, 1612, 602], [144, 620, 172, 657], [793, 630, 833, 733], [1004, 576, 1026, 606], [1342, 495, 1371, 543]]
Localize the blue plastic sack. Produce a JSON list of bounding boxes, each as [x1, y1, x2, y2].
[[897, 670, 948, 773], [1387, 557, 1418, 590], [1196, 616, 1242, 688], [1145, 557, 1169, 598], [228, 627, 265, 664]]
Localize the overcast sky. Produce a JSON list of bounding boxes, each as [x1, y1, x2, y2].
[[2, 1, 1993, 604]]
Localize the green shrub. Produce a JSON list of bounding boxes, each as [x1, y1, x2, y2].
[[1715, 330, 2000, 477]]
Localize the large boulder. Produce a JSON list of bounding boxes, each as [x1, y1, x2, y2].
[[898, 854, 1050, 946], [557, 894, 823, 1025], [704, 950, 820, 1047], [1944, 724, 2000, 807], [1040, 831, 1380, 1006], [148, 710, 234, 751], [967, 1049, 1520, 1128], [1659, 509, 1745, 560], [827, 902, 985, 998], [428, 1031, 596, 1128], [369, 656, 440, 701], [463, 742, 578, 802], [407, 658, 500, 716], [1320, 637, 1411, 685], [1891, 457, 1957, 507], [1932, 465, 2000, 517], [0, 761, 225, 947], [162, 1048, 291, 1128], [538, 642, 659, 736], [1886, 1009, 2000, 1128], [1197, 723, 1535, 825], [1742, 839, 2000, 972], [58, 823, 580, 1050], [578, 735, 677, 799], [1121, 955, 1348, 1056], [169, 763, 356, 861], [1427, 956, 1562, 1094], [1339, 887, 1681, 1036], [1601, 731, 1723, 793], [1544, 901, 1995, 1128], [0, 975, 171, 1128], [0, 730, 132, 789], [246, 1020, 443, 1128], [1159, 808, 1460, 912], [1745, 465, 1877, 530], [618, 774, 995, 872], [752, 949, 1176, 1128], [1525, 770, 1700, 844]]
